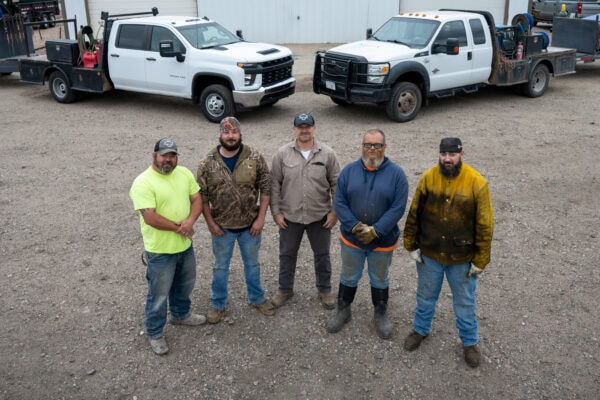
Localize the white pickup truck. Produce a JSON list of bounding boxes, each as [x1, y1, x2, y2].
[[19, 8, 296, 122], [313, 9, 576, 122]]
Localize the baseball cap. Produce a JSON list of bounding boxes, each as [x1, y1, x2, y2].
[[439, 137, 463, 153], [154, 138, 178, 155], [293, 112, 315, 127]]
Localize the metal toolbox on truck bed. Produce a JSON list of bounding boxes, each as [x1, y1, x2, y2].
[[46, 40, 79, 64]]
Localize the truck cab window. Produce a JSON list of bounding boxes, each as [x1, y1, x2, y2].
[[434, 21, 468, 47], [116, 25, 148, 50], [469, 19, 486, 45], [150, 26, 185, 53]]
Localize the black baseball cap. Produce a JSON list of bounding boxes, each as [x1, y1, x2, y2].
[[439, 137, 462, 153]]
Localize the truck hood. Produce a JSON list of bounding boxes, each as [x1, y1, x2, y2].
[[327, 40, 415, 62], [203, 41, 291, 61]]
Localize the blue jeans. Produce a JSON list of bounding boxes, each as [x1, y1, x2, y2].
[[412, 255, 478, 346], [210, 229, 266, 309], [144, 245, 196, 339], [339, 241, 393, 289]]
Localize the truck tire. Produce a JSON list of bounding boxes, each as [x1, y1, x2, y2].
[[385, 82, 422, 122], [200, 84, 235, 123], [521, 64, 549, 98], [40, 13, 49, 29], [48, 13, 56, 28], [49, 71, 77, 103]]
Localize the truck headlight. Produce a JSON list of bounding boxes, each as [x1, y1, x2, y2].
[[244, 73, 256, 86], [367, 63, 389, 84], [238, 62, 257, 86]]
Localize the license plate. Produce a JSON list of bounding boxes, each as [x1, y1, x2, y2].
[[325, 80, 336, 90]]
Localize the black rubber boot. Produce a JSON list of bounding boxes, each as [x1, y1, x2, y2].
[[372, 287, 392, 339], [326, 284, 357, 333]]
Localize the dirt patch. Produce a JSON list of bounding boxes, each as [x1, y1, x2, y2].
[[0, 35, 599, 399]]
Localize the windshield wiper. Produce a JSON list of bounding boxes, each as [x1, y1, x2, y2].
[[386, 39, 410, 46]]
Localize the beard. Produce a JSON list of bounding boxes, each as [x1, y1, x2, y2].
[[362, 155, 384, 169], [153, 157, 177, 174], [219, 135, 242, 152], [439, 159, 462, 178]]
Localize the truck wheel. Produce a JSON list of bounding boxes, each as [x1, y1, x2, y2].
[[49, 71, 77, 103], [386, 82, 422, 122], [200, 84, 235, 123], [40, 13, 50, 29], [521, 64, 549, 98], [331, 97, 350, 106], [48, 13, 56, 28]]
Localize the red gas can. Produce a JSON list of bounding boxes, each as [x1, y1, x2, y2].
[[83, 51, 97, 68]]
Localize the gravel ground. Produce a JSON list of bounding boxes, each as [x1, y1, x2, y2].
[[0, 25, 599, 400]]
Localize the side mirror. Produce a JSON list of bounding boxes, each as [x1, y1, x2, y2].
[[432, 38, 460, 55], [159, 40, 185, 62], [366, 28, 373, 39], [236, 29, 244, 40], [445, 38, 460, 55]]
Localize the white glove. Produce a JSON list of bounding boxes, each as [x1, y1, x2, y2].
[[409, 249, 423, 263], [467, 263, 483, 277]]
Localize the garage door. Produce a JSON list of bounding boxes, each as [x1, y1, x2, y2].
[[85, 0, 197, 31]]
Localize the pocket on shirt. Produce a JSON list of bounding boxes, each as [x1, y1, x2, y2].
[[235, 159, 257, 185]]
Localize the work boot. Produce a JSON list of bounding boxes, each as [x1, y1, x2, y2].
[[403, 330, 427, 351], [207, 307, 225, 324], [271, 290, 294, 308], [318, 290, 336, 310], [252, 299, 276, 316], [371, 287, 392, 339], [463, 345, 481, 368], [326, 284, 357, 333]]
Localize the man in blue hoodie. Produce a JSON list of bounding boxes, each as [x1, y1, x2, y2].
[[327, 129, 408, 339]]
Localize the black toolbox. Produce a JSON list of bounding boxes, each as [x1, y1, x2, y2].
[[46, 39, 80, 64]]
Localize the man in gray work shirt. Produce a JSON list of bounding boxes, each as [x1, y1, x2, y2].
[[270, 112, 341, 310]]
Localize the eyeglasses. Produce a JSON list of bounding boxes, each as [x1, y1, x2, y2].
[[362, 143, 385, 150]]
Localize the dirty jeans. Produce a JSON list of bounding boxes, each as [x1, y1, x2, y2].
[[144, 245, 196, 339], [412, 255, 478, 346], [338, 241, 393, 289]]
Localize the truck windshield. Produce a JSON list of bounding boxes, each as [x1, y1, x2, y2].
[[176, 22, 241, 49], [372, 17, 440, 48]]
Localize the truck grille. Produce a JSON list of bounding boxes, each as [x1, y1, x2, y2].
[[321, 54, 368, 85], [261, 56, 293, 86]]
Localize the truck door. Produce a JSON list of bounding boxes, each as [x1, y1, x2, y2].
[[428, 20, 473, 91], [468, 18, 493, 83], [145, 26, 189, 95], [108, 24, 150, 90]]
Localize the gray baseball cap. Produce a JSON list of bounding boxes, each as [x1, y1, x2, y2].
[[154, 138, 178, 155]]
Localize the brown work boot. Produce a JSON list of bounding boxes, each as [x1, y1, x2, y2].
[[463, 345, 481, 368], [318, 290, 336, 310], [403, 330, 427, 351], [207, 307, 225, 324], [253, 299, 276, 316], [271, 290, 294, 308]]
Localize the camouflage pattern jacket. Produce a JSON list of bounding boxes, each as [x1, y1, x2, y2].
[[197, 144, 271, 229]]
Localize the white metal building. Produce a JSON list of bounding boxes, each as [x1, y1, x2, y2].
[[61, 0, 531, 43]]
